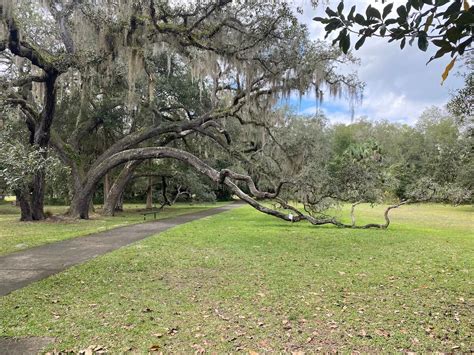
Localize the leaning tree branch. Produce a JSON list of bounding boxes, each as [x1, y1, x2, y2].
[[5, 17, 59, 74], [218, 169, 288, 199], [78, 147, 389, 227], [89, 97, 246, 173]]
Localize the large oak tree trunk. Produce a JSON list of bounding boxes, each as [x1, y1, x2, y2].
[[103, 161, 140, 216], [69, 189, 93, 219], [31, 171, 46, 220], [29, 72, 58, 221], [14, 188, 33, 221]]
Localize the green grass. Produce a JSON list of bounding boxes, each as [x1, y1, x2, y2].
[[0, 203, 473, 352], [0, 202, 227, 256]]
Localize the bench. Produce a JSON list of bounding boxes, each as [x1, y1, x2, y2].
[[142, 209, 161, 220]]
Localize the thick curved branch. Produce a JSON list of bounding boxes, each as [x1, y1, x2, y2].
[[218, 169, 288, 199], [382, 200, 410, 229], [77, 147, 408, 229], [201, 120, 232, 144], [5, 17, 58, 73], [103, 160, 142, 216], [90, 101, 244, 172]]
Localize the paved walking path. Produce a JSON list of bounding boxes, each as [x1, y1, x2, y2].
[[0, 203, 241, 297]]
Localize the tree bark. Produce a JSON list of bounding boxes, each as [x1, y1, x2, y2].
[[146, 176, 153, 209], [116, 193, 124, 211], [103, 173, 110, 205], [68, 147, 268, 219], [14, 188, 33, 221], [31, 171, 46, 220], [69, 189, 92, 219], [158, 176, 172, 209], [30, 72, 58, 220], [103, 161, 140, 216], [2, 13, 69, 222]]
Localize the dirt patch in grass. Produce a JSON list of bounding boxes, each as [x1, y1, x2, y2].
[[0, 336, 55, 353]]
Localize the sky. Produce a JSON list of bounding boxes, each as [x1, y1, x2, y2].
[[286, 0, 466, 125]]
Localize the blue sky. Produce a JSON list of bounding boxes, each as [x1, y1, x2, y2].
[[290, 0, 466, 125]]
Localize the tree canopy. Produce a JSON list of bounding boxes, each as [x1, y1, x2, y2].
[[0, 0, 471, 228]]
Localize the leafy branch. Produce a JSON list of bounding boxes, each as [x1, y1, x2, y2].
[[314, 0, 473, 83]]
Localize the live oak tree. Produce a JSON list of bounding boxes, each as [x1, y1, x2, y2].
[[0, 0, 366, 225], [0, 109, 67, 219], [0, 0, 123, 219]]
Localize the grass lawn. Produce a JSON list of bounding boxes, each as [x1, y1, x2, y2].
[[0, 202, 227, 256], [0, 203, 473, 352]]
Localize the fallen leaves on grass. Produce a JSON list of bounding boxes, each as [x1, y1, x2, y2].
[[149, 344, 160, 352], [374, 329, 390, 338], [359, 329, 372, 338], [78, 345, 107, 354], [191, 344, 205, 353], [214, 308, 230, 321], [167, 327, 179, 335]]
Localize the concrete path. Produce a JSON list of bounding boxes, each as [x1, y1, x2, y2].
[[0, 203, 241, 297]]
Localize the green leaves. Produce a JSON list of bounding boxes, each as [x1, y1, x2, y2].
[[354, 14, 366, 25], [348, 5, 356, 21], [337, 1, 344, 14], [396, 5, 408, 19], [417, 32, 429, 51], [326, 7, 338, 17], [339, 31, 351, 53], [355, 35, 367, 50], [324, 18, 344, 37], [382, 3, 394, 19], [446, 27, 462, 42], [423, 13, 434, 32], [443, 0, 462, 18], [366, 5, 382, 19], [313, 0, 471, 72]]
